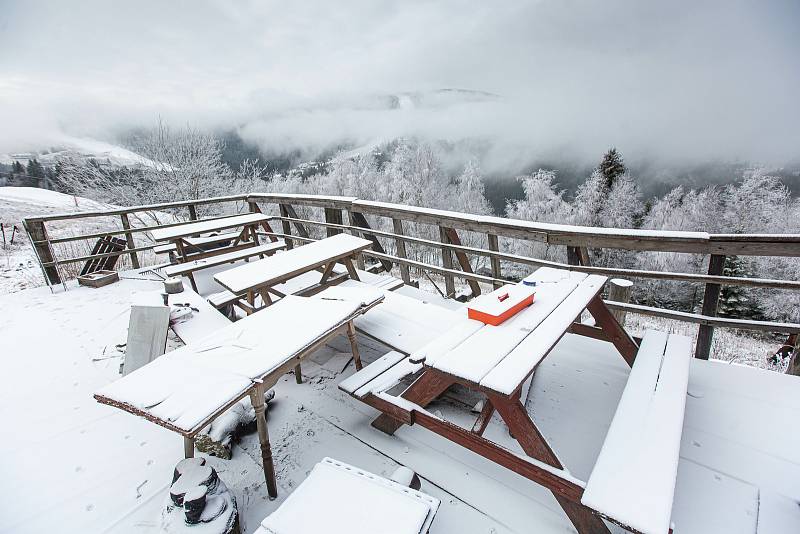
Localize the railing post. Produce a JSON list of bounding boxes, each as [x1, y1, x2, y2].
[[119, 213, 140, 269], [439, 226, 456, 297], [392, 218, 411, 284], [278, 204, 293, 249], [346, 209, 365, 269], [441, 227, 480, 297], [188, 204, 198, 221], [608, 278, 633, 326], [487, 233, 502, 289], [324, 208, 343, 237], [695, 254, 726, 360], [23, 219, 61, 285]]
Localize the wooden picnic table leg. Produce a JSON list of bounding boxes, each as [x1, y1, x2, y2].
[[250, 223, 261, 245], [471, 398, 495, 436], [586, 296, 638, 367], [250, 383, 278, 499], [183, 436, 194, 458], [174, 239, 189, 264], [346, 321, 363, 370], [344, 256, 360, 281], [319, 262, 336, 285], [372, 370, 453, 435], [489, 395, 610, 534], [294, 363, 303, 384]]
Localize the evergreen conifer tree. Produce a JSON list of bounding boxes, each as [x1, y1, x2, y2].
[[598, 147, 626, 190]]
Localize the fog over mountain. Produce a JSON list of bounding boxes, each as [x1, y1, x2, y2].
[[1, 0, 799, 179]]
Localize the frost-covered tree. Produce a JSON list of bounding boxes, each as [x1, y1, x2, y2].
[[505, 169, 573, 267], [453, 161, 492, 216], [131, 120, 233, 208], [634, 185, 723, 309]]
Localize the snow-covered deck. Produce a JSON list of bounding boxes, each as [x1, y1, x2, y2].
[[1, 272, 799, 533]]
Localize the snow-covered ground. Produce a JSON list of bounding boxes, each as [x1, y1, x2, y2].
[[1, 271, 798, 533]]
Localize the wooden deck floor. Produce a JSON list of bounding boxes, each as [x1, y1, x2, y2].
[[1, 272, 798, 533]]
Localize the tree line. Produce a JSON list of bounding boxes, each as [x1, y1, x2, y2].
[[52, 124, 799, 325]]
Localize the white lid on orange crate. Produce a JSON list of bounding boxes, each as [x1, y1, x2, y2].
[[467, 284, 536, 316]]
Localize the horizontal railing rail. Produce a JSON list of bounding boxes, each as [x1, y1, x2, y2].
[[22, 192, 800, 360]]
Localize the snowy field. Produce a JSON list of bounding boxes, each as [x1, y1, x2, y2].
[[1, 269, 799, 533]]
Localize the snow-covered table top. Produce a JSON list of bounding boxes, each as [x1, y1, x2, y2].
[[94, 295, 361, 435], [256, 457, 440, 534], [425, 267, 607, 396], [214, 233, 372, 294], [149, 213, 269, 242]]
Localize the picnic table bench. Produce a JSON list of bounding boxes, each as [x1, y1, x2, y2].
[[213, 233, 372, 314], [341, 267, 692, 534], [95, 293, 383, 499]]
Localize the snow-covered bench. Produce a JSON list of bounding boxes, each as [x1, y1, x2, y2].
[[152, 231, 242, 256], [254, 457, 440, 534], [94, 294, 382, 499], [163, 240, 285, 278], [581, 330, 691, 534], [207, 267, 402, 312], [164, 240, 286, 291], [352, 289, 465, 355]]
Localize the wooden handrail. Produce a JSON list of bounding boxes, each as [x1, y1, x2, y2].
[[22, 192, 800, 346]]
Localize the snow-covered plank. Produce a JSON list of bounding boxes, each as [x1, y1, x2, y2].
[[150, 213, 268, 242], [163, 240, 286, 277], [257, 457, 439, 534], [214, 233, 372, 294], [95, 296, 361, 434], [314, 284, 384, 308], [168, 283, 231, 344], [431, 274, 588, 385], [354, 357, 423, 398], [411, 319, 484, 367], [339, 350, 407, 395], [478, 275, 606, 395], [757, 490, 800, 534], [354, 300, 462, 355], [581, 331, 691, 534]]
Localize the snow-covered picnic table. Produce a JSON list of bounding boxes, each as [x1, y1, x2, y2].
[[341, 266, 693, 534], [94, 293, 383, 499], [149, 213, 277, 288], [213, 233, 373, 312]]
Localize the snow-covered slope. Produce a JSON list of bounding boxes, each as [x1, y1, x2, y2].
[[0, 135, 157, 168]]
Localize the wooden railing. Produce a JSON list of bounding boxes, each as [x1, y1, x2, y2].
[[23, 192, 800, 360]]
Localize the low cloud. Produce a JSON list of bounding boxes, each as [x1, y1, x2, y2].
[[1, 0, 798, 171]]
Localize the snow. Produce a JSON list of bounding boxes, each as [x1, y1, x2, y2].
[[257, 457, 438, 534], [2, 272, 800, 533], [214, 234, 372, 294], [581, 331, 691, 534]]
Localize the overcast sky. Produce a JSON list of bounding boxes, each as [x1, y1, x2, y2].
[[1, 0, 798, 169]]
